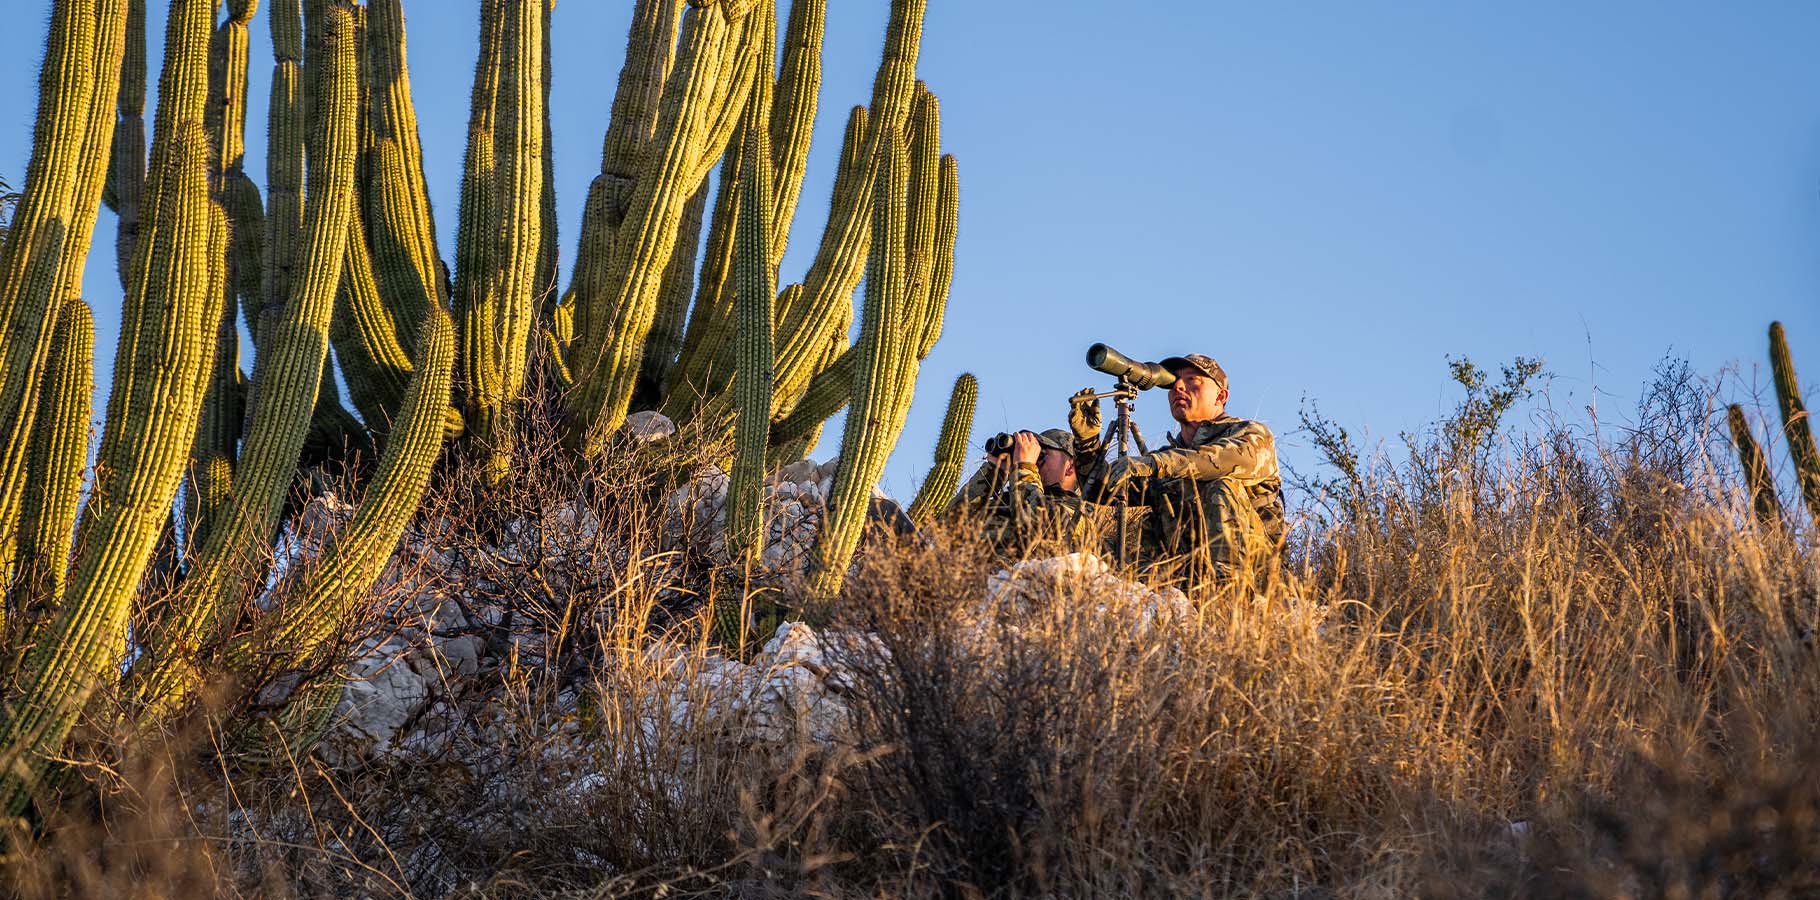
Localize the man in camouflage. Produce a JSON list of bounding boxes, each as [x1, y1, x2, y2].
[[946, 428, 1094, 555], [1073, 353, 1284, 586]]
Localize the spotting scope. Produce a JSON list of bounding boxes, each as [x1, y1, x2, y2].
[[1085, 343, 1176, 390]]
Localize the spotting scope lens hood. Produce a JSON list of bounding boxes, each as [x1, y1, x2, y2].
[[1086, 343, 1176, 390]]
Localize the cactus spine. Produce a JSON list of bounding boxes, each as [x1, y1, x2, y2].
[[908, 373, 976, 522], [1727, 404, 1782, 527], [729, 80, 777, 561], [1768, 322, 1820, 524]]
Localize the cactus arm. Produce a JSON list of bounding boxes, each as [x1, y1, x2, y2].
[[908, 373, 977, 522], [563, 4, 741, 453], [332, 194, 414, 429], [770, 0, 925, 397], [916, 154, 958, 357], [805, 129, 916, 600], [11, 300, 94, 626], [1728, 404, 1783, 528], [252, 310, 453, 682], [1768, 322, 1820, 524], [365, 0, 444, 324], [107, 0, 148, 284], [453, 0, 507, 466], [670, 103, 864, 422], [535, 0, 560, 320], [597, 0, 687, 226], [133, 5, 361, 715], [490, 0, 549, 469], [0, 0, 128, 589], [728, 75, 776, 561], [766, 0, 823, 262], [257, 0, 305, 349], [1, 113, 226, 816], [660, 102, 758, 421]]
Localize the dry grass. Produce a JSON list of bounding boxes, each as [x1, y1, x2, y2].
[[6, 365, 1819, 898]]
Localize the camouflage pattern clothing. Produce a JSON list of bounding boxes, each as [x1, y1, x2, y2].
[[945, 460, 1095, 555], [1078, 413, 1284, 585]]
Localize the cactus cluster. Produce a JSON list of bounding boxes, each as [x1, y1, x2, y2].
[[1728, 322, 1820, 529], [0, 0, 961, 816]]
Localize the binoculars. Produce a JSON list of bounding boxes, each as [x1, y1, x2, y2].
[[984, 431, 1017, 455], [1085, 343, 1176, 390]]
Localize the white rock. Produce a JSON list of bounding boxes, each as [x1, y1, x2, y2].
[[621, 410, 676, 443]]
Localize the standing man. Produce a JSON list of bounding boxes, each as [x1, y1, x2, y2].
[[1073, 353, 1284, 586]]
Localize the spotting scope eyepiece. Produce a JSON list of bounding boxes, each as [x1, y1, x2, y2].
[[1085, 343, 1176, 390]]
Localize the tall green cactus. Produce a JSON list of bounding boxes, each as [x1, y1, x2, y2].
[[136, 2, 361, 715], [456, 0, 546, 479], [11, 299, 93, 621], [1727, 404, 1782, 528], [1768, 322, 1820, 525], [0, 0, 128, 594], [805, 130, 917, 600], [729, 83, 777, 562], [2, 96, 227, 816], [260, 310, 454, 674], [563, 1, 757, 455], [908, 373, 976, 523]]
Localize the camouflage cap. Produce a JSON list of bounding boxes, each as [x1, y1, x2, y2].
[[1159, 353, 1227, 388], [1035, 428, 1075, 456]]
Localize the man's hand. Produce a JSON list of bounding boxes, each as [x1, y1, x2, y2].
[[1011, 430, 1042, 466], [1068, 387, 1101, 443], [1103, 453, 1156, 495]]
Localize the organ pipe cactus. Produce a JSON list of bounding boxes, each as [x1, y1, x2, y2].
[[0, 0, 128, 592], [1727, 404, 1782, 528], [136, 2, 362, 714], [729, 87, 777, 562], [805, 130, 917, 601], [908, 373, 976, 523], [1, 0, 960, 810], [1769, 322, 1820, 525], [2, 99, 227, 816], [10, 300, 93, 621]]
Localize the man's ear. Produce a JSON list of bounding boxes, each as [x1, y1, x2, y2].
[[1218, 385, 1230, 405]]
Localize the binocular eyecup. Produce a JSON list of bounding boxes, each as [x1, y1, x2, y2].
[[1086, 343, 1176, 390]]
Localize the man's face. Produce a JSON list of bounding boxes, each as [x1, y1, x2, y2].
[[1168, 368, 1228, 424], [1037, 447, 1077, 492]]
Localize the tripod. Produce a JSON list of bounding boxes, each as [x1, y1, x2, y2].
[[1087, 376, 1150, 566]]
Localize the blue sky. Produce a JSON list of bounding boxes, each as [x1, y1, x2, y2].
[[4, 2, 1818, 500]]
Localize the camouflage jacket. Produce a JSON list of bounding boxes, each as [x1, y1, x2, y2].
[[1078, 413, 1285, 559], [945, 461, 1093, 553]]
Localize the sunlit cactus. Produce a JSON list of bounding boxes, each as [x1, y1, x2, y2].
[[806, 130, 918, 601], [909, 373, 977, 523], [11, 299, 93, 621], [729, 91, 777, 562], [1768, 322, 1819, 525]]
